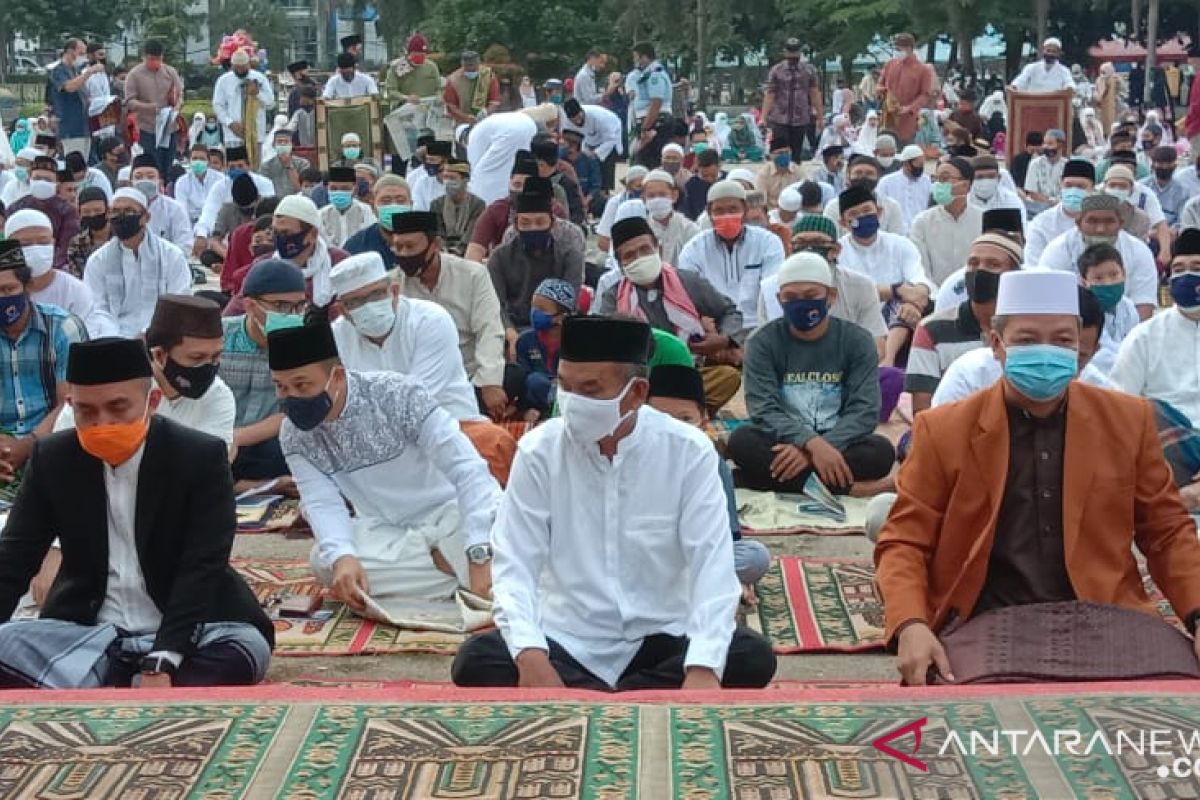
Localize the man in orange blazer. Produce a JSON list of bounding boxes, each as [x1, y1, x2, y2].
[[876, 269, 1200, 685]]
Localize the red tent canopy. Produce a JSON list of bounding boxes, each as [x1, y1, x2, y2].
[[1088, 36, 1191, 64]]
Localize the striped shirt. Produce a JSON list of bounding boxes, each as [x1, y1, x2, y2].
[[904, 302, 987, 395], [0, 302, 87, 435], [219, 316, 278, 428]]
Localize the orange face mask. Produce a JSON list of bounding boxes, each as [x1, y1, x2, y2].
[[77, 402, 151, 467]]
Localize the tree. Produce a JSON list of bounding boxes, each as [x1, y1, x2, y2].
[[208, 0, 290, 67], [119, 0, 205, 64]]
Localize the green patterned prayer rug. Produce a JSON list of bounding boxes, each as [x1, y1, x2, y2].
[[749, 556, 1182, 653], [4, 686, 1200, 798]]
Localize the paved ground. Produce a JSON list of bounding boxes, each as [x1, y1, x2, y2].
[[238, 528, 897, 685]]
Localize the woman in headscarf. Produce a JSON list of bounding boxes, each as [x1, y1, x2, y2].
[[1094, 62, 1120, 133], [853, 109, 879, 155], [979, 90, 1006, 124], [816, 113, 851, 154], [187, 112, 207, 147], [197, 115, 224, 148], [8, 118, 31, 153], [720, 114, 764, 161], [913, 108, 942, 149], [261, 113, 291, 164], [1080, 107, 1106, 153], [712, 111, 731, 151]]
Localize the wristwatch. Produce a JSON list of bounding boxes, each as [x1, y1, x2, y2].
[[139, 654, 178, 676], [466, 544, 493, 565]]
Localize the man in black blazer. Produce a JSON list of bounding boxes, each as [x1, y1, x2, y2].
[[0, 337, 273, 688]]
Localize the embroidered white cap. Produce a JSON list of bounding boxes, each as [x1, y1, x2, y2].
[[330, 251, 388, 297], [113, 186, 148, 209], [4, 209, 52, 237], [995, 269, 1079, 317], [274, 194, 321, 228], [777, 251, 834, 288], [778, 186, 804, 213]]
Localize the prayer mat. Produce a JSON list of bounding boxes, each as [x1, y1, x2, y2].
[[736, 487, 870, 535], [232, 558, 471, 656], [6, 683, 1200, 798], [750, 556, 1182, 654], [236, 496, 304, 533]]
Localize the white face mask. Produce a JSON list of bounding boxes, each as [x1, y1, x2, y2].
[[558, 379, 636, 444], [645, 196, 674, 220], [21, 245, 54, 277], [347, 297, 396, 338], [973, 177, 998, 199], [134, 179, 159, 200], [29, 179, 56, 200], [623, 252, 663, 286], [877, 156, 895, 168]]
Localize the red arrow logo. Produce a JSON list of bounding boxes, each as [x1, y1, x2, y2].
[[871, 717, 929, 772]]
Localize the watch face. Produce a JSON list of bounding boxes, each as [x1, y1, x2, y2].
[[467, 545, 492, 564]]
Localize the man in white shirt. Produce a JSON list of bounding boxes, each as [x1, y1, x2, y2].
[[1024, 158, 1095, 264], [641, 168, 700, 267], [329, 251, 517, 484], [1022, 128, 1067, 213], [451, 315, 776, 690], [270, 321, 501, 608], [322, 53, 379, 100], [4, 210, 109, 336], [560, 98, 623, 187], [175, 142, 223, 224], [0, 147, 36, 207], [212, 51, 276, 150], [1039, 193, 1158, 319], [968, 155, 1024, 216], [875, 144, 931, 231], [320, 166, 376, 247], [193, 146, 275, 253], [129, 154, 192, 252], [55, 295, 236, 455], [675, 179, 785, 326], [834, 184, 933, 366], [909, 156, 983, 285], [0, 337, 272, 689], [82, 187, 192, 337], [1010, 38, 1075, 93], [821, 156, 907, 235]]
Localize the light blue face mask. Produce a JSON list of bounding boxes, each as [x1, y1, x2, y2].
[[329, 189, 353, 210], [1003, 343, 1078, 401]]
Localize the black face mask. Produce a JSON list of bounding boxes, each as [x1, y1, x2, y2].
[[1043, 148, 1058, 159], [850, 176, 877, 193], [395, 245, 431, 277], [81, 213, 108, 232], [111, 213, 143, 241], [964, 269, 1001, 304], [1155, 167, 1176, 182], [163, 358, 219, 399]]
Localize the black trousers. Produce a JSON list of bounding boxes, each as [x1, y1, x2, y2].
[[633, 115, 672, 169], [728, 424, 895, 495], [475, 362, 530, 412], [231, 438, 289, 481], [769, 123, 816, 161], [451, 626, 777, 691], [600, 149, 619, 191]]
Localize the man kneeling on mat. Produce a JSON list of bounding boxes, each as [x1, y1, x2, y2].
[[452, 316, 776, 690], [0, 338, 273, 688], [876, 270, 1200, 686]]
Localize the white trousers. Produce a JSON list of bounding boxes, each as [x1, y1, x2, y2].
[[311, 501, 468, 601]]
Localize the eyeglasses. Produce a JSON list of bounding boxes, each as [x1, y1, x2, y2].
[[340, 287, 390, 311], [259, 299, 309, 314]]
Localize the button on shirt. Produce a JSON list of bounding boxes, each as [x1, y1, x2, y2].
[[973, 404, 1076, 616], [96, 445, 164, 633], [491, 408, 739, 688]]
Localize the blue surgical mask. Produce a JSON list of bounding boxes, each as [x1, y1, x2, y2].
[[330, 190, 353, 210], [274, 229, 309, 260], [781, 297, 829, 331], [356, 178, 371, 197], [773, 153, 792, 170], [1170, 273, 1200, 312], [228, 167, 246, 180], [626, 189, 642, 200], [13, 167, 28, 183], [530, 308, 556, 331], [1003, 343, 1078, 402], [464, 70, 479, 79], [263, 311, 304, 333], [1061, 186, 1088, 213], [343, 147, 361, 160], [850, 213, 880, 239], [282, 372, 336, 431], [520, 229, 552, 252]]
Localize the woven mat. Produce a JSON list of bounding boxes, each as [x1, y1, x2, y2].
[[6, 684, 1200, 798], [236, 497, 309, 535], [749, 556, 1181, 654], [233, 558, 469, 656], [736, 487, 870, 536]]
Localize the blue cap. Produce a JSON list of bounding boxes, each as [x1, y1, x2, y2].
[[242, 258, 306, 298]]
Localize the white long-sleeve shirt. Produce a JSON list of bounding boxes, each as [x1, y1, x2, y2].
[[1090, 296, 1141, 376], [560, 104, 624, 160], [1024, 203, 1075, 265], [212, 69, 276, 146], [330, 298, 481, 421], [491, 407, 739, 688], [875, 169, 931, 228], [932, 347, 1111, 407], [281, 370, 501, 569], [318, 200, 376, 248], [321, 71, 379, 99], [675, 227, 784, 326], [82, 232, 192, 337], [32, 269, 113, 337], [1110, 308, 1200, 425], [836, 231, 935, 292], [1011, 61, 1075, 92], [908, 203, 983, 286], [174, 169, 223, 223], [1039, 229, 1158, 308], [148, 194, 194, 252], [411, 172, 445, 212], [194, 172, 275, 238]]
